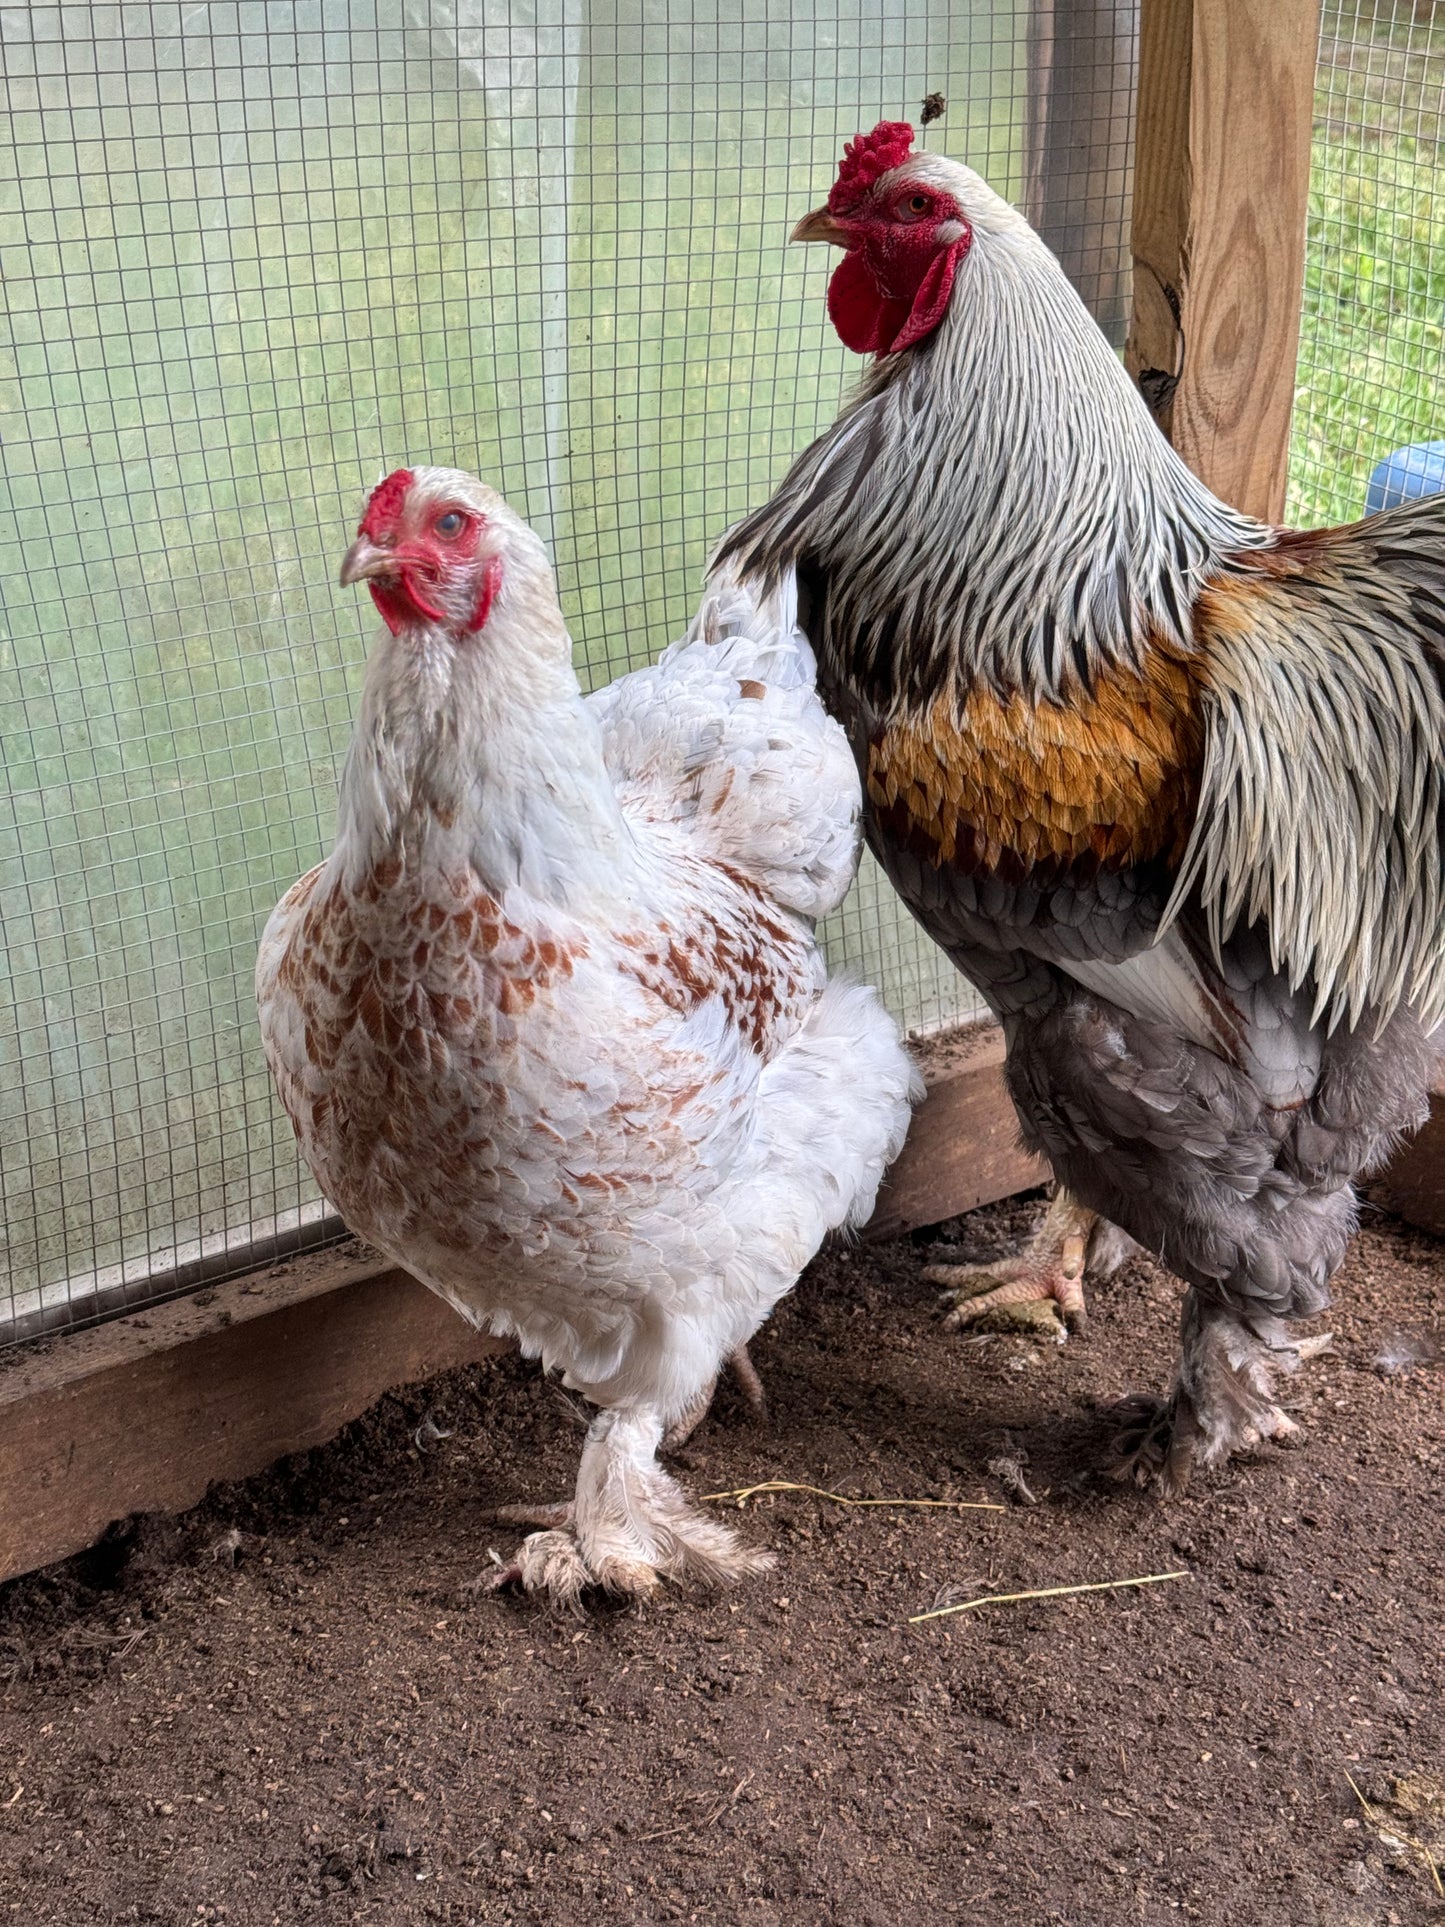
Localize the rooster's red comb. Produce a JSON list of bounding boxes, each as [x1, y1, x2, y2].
[[361, 468, 415, 540], [828, 121, 916, 213]]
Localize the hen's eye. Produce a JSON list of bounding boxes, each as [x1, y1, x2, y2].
[[435, 511, 465, 538]]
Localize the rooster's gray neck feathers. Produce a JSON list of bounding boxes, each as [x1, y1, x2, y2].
[[720, 204, 1273, 710]]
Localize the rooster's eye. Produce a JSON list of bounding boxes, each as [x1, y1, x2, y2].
[[435, 511, 465, 538], [906, 194, 931, 216]]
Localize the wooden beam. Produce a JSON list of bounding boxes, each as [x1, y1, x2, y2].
[[0, 1021, 1040, 1585], [866, 1023, 1046, 1241], [1367, 1079, 1445, 1239], [0, 1247, 508, 1586], [1126, 0, 1323, 519]]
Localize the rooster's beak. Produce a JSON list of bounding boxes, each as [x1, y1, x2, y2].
[[339, 536, 397, 587], [790, 206, 850, 247]]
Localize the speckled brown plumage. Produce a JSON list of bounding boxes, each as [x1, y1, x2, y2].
[[259, 468, 918, 1600]]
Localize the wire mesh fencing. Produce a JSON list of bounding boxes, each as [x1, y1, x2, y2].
[[1, 1, 1144, 1342], [14, 3, 1435, 1350], [1289, 1, 1445, 524]]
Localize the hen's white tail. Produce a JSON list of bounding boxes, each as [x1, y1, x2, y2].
[[680, 552, 817, 691], [590, 558, 863, 921], [754, 976, 922, 1262]]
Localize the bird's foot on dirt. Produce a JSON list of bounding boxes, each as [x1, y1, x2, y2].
[[925, 1190, 1108, 1341], [928, 1259, 1083, 1339], [1109, 1392, 1197, 1496], [472, 1501, 585, 1604], [1111, 1294, 1333, 1496], [1109, 1389, 1307, 1498], [479, 1526, 660, 1610], [483, 1505, 771, 1609], [483, 1410, 772, 1608], [662, 1343, 768, 1452]]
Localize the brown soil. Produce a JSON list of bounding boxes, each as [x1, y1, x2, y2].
[[1, 1197, 1442, 1927]]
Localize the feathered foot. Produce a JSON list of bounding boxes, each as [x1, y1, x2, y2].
[[485, 1409, 773, 1607], [924, 1190, 1134, 1340], [1112, 1291, 1333, 1497], [661, 1343, 769, 1452]]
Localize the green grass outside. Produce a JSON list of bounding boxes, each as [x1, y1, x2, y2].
[[1288, 15, 1445, 523]]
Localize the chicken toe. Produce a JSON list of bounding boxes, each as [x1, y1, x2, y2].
[[925, 1189, 1113, 1339], [1111, 1292, 1332, 1496], [661, 1380, 717, 1453], [493, 1499, 575, 1530], [661, 1343, 769, 1452], [486, 1407, 771, 1607], [507, 1529, 594, 1608]]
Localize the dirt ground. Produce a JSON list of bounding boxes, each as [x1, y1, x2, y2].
[[1, 1194, 1442, 1927]]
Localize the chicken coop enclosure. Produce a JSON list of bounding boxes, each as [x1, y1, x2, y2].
[[0, 0, 1136, 1346], [1, 1, 1443, 1404]]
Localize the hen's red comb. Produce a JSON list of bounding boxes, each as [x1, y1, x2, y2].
[[828, 121, 916, 213], [361, 468, 414, 540]]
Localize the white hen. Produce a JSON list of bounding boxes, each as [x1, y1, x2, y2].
[[257, 467, 918, 1602]]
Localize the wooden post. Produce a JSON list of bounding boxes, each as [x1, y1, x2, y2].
[[1126, 0, 1323, 520], [1024, 0, 1139, 347], [0, 1246, 510, 1587]]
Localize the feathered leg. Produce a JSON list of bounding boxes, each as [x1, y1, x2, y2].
[[1113, 1290, 1333, 1496], [923, 1189, 1136, 1339], [488, 1409, 773, 1606]]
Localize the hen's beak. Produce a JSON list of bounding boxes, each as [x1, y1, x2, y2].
[[339, 535, 397, 587], [790, 206, 850, 247]]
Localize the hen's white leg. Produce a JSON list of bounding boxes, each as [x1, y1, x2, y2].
[[489, 1408, 772, 1605], [924, 1189, 1133, 1339]]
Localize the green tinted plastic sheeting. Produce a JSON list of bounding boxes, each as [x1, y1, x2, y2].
[[0, 2, 1067, 1338]]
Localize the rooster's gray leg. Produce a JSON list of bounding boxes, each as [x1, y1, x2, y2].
[[1113, 1290, 1333, 1496], [924, 1189, 1134, 1340]]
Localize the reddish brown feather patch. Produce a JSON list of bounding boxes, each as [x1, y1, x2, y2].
[[867, 643, 1205, 883], [620, 874, 812, 1055]]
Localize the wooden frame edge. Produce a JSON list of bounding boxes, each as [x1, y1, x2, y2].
[[866, 1022, 1047, 1240], [0, 1250, 509, 1585], [0, 1022, 1037, 1586]]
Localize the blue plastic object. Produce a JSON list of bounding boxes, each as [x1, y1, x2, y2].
[[1365, 440, 1445, 514]]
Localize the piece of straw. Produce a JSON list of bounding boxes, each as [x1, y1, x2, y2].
[[1344, 1770, 1444, 1899], [701, 1479, 1004, 1512], [909, 1569, 1189, 1625]]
